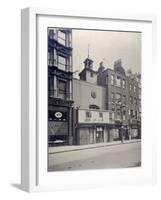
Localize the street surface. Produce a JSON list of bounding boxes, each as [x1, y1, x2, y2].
[[48, 142, 141, 171]]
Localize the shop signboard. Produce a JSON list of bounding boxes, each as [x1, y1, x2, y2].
[[78, 109, 114, 124]]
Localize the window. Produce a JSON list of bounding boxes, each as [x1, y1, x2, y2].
[[123, 110, 126, 120], [116, 93, 121, 103], [129, 84, 132, 91], [116, 109, 121, 120], [122, 95, 126, 105], [111, 93, 115, 103], [58, 55, 66, 71], [58, 80, 67, 99], [99, 112, 103, 118], [122, 79, 126, 89], [86, 111, 92, 118], [111, 75, 114, 85], [96, 127, 103, 132], [109, 112, 114, 121], [58, 31, 66, 46], [48, 49, 57, 66], [116, 76, 121, 87], [134, 85, 137, 93], [130, 96, 133, 104], [135, 111, 137, 119], [134, 97, 137, 105], [48, 29, 55, 39], [130, 110, 134, 118]]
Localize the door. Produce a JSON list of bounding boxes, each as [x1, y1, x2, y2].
[[96, 127, 104, 143]]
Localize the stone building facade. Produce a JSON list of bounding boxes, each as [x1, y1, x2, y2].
[[48, 28, 74, 146]]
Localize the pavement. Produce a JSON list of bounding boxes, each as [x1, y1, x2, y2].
[[48, 139, 141, 154]]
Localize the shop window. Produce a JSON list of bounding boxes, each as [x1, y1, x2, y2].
[[96, 127, 104, 143]]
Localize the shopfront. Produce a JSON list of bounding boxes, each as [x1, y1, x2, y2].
[[48, 98, 73, 146], [75, 109, 115, 145]]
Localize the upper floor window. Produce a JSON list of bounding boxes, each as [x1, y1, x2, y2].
[[58, 80, 67, 99], [116, 93, 121, 103], [134, 85, 137, 93], [134, 97, 137, 105], [86, 111, 92, 118], [116, 76, 121, 87], [48, 29, 55, 39], [58, 55, 67, 71], [130, 96, 133, 104], [122, 79, 126, 89], [129, 84, 132, 91], [111, 93, 115, 103], [99, 112, 103, 118], [58, 31, 66, 46], [122, 95, 126, 105], [111, 75, 114, 85]]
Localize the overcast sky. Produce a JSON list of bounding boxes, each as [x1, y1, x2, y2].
[[72, 29, 141, 77]]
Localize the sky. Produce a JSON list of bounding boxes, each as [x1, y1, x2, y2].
[[72, 29, 141, 77]]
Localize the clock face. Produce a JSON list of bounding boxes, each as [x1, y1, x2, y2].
[[91, 91, 96, 99], [54, 112, 63, 118]]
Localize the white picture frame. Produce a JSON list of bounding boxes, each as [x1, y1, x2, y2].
[[21, 7, 157, 192]]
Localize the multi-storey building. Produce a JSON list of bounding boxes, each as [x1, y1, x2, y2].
[[97, 59, 128, 140], [48, 28, 74, 146], [127, 73, 141, 138], [73, 57, 115, 145]]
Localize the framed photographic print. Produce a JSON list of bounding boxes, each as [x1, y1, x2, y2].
[[21, 8, 156, 192]]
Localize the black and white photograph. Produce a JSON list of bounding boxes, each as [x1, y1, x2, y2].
[[47, 28, 141, 172]]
